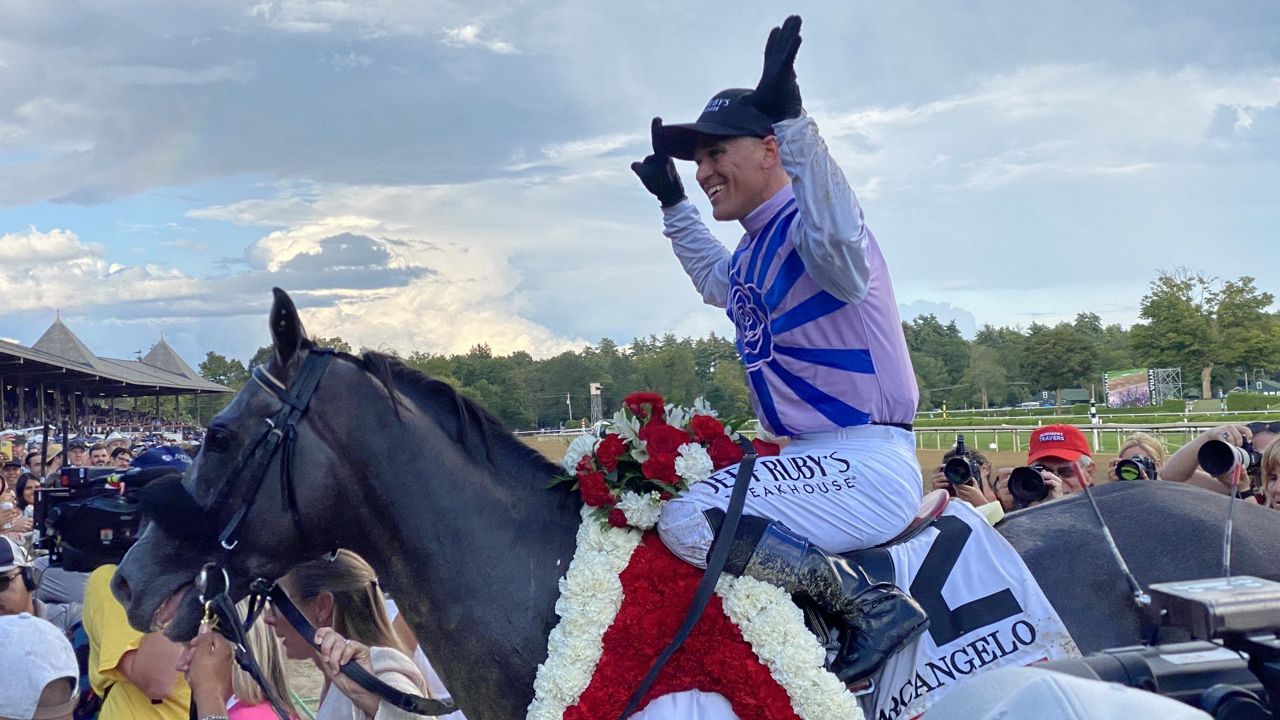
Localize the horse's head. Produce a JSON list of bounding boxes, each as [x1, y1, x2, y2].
[[115, 288, 365, 640]]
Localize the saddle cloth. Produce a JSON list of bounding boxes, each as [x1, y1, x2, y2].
[[861, 501, 1079, 720]]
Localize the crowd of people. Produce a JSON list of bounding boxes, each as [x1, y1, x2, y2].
[[928, 421, 1280, 520], [0, 429, 465, 720]]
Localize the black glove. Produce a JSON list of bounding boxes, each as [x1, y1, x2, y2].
[[745, 15, 803, 122], [630, 117, 686, 207]]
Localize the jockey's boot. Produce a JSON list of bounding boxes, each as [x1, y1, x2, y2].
[[705, 509, 929, 684]]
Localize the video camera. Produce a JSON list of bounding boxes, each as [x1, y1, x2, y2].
[[942, 434, 982, 495], [1044, 576, 1280, 717], [1116, 455, 1159, 481], [35, 465, 146, 572]]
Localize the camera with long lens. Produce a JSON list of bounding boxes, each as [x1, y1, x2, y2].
[[35, 466, 143, 571], [1198, 439, 1262, 478], [1115, 455, 1158, 481], [1008, 465, 1050, 508], [942, 434, 982, 495]]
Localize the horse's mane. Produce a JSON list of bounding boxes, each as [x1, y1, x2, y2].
[[350, 349, 560, 475]]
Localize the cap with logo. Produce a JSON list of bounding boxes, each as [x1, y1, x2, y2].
[[0, 535, 34, 573], [0, 613, 80, 720], [660, 88, 777, 161], [129, 445, 193, 472], [1028, 424, 1092, 464]]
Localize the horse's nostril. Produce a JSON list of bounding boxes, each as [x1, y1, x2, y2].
[[112, 573, 133, 605]]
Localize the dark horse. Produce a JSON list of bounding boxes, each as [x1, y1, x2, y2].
[[114, 289, 1280, 719]]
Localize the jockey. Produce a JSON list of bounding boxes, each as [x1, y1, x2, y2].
[[631, 16, 928, 683]]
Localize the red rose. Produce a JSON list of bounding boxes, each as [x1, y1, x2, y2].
[[607, 508, 629, 528], [642, 455, 679, 485], [752, 438, 782, 457], [707, 434, 745, 470], [688, 414, 726, 443], [596, 433, 627, 472], [623, 391, 666, 424], [638, 421, 691, 460], [575, 455, 596, 475], [578, 471, 615, 507]]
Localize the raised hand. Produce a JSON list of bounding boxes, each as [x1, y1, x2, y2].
[[630, 117, 686, 207], [746, 15, 803, 122]]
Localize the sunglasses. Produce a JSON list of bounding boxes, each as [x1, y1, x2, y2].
[[0, 570, 23, 593], [1247, 422, 1280, 435], [1033, 462, 1078, 478]]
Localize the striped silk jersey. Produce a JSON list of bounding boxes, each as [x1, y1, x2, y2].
[[663, 114, 918, 436]]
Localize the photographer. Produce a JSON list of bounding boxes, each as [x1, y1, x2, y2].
[[1003, 425, 1096, 510], [1107, 432, 1165, 482], [929, 442, 1005, 523], [1161, 423, 1273, 498]]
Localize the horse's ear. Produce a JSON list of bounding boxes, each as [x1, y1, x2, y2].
[[269, 288, 309, 370]]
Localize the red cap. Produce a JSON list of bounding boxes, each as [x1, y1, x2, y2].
[[1028, 424, 1091, 464]]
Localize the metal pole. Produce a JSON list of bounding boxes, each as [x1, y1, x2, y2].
[[38, 383, 45, 427]]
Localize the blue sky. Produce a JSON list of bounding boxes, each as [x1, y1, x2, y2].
[[1, 0, 1278, 369]]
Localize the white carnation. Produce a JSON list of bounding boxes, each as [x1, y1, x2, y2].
[[674, 442, 714, 485], [561, 433, 598, 475], [616, 490, 663, 530]]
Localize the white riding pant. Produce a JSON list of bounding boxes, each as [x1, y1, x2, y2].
[[658, 425, 923, 568]]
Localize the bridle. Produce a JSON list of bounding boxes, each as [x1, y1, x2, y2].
[[212, 348, 336, 553], [168, 348, 457, 716]]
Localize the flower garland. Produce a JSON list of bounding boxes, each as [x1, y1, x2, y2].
[[553, 392, 780, 530], [716, 575, 865, 720], [527, 507, 644, 720], [528, 519, 864, 720]]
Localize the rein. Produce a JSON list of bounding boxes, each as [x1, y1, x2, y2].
[[165, 348, 457, 716]]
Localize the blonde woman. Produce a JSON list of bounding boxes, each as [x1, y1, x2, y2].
[[264, 550, 428, 720], [1262, 441, 1280, 510], [1107, 432, 1167, 482], [180, 599, 295, 719]]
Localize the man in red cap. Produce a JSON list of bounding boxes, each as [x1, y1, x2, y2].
[[1027, 424, 1095, 497]]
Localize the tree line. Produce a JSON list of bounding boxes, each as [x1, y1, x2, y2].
[[191, 270, 1280, 428]]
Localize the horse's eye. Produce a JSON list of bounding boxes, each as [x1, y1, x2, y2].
[[205, 428, 233, 454]]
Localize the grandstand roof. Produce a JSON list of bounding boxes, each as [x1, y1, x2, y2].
[[0, 317, 230, 396]]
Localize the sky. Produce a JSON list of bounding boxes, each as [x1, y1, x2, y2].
[[1, 0, 1278, 368]]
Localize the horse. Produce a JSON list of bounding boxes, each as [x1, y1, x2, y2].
[[112, 289, 1280, 719]]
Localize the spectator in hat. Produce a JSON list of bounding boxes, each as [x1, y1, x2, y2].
[[0, 536, 38, 617], [0, 536, 79, 634], [66, 441, 89, 468], [0, 612, 80, 720], [3, 459, 21, 492], [105, 432, 128, 453], [1016, 424, 1096, 507]]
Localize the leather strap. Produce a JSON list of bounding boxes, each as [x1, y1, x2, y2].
[[618, 440, 758, 719], [267, 585, 458, 716]]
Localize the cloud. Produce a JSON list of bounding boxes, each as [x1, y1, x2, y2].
[[440, 23, 518, 54]]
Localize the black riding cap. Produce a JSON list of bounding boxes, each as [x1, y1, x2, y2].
[[661, 88, 777, 161]]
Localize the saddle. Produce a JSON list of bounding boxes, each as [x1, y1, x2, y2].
[[800, 489, 950, 670]]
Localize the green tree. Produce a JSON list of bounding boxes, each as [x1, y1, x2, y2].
[[1021, 323, 1096, 410], [195, 352, 249, 419], [960, 345, 1008, 409]]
